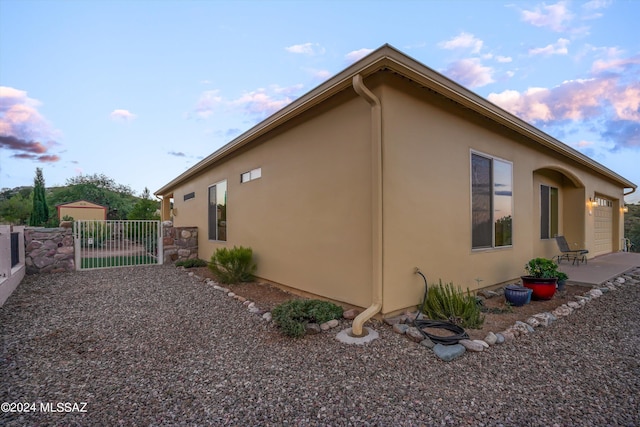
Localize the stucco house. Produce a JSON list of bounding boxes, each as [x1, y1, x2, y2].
[[56, 200, 107, 221], [155, 45, 636, 327]]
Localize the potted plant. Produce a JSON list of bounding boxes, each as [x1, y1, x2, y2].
[[556, 271, 569, 292], [521, 257, 559, 300]]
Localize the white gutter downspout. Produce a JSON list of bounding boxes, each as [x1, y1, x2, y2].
[[351, 74, 383, 337]]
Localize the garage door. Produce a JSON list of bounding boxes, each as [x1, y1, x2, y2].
[[593, 196, 613, 256]]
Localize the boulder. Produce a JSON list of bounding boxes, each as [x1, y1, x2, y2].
[[433, 344, 466, 362]]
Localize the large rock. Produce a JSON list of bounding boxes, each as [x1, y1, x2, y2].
[[433, 344, 466, 362], [533, 312, 557, 327], [320, 319, 339, 331], [459, 339, 484, 352], [405, 327, 425, 343], [393, 324, 409, 335], [306, 323, 322, 335], [343, 309, 360, 320], [484, 332, 498, 346]]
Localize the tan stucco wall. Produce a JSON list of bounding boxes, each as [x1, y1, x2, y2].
[[378, 74, 627, 314], [163, 72, 629, 315], [170, 90, 376, 308]]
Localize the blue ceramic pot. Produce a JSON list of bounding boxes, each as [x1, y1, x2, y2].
[[505, 284, 532, 306]]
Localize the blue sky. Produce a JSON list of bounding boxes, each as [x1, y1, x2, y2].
[[1, 0, 638, 202]]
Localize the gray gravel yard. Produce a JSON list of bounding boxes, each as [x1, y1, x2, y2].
[[1, 265, 639, 426]]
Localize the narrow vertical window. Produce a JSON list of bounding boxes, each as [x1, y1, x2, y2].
[[472, 154, 492, 248], [493, 160, 513, 247], [472, 153, 512, 249], [540, 185, 558, 239], [208, 180, 227, 241]]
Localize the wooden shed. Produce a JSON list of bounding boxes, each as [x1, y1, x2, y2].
[[56, 200, 107, 221]]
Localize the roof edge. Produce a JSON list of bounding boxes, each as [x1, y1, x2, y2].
[[155, 44, 636, 195]]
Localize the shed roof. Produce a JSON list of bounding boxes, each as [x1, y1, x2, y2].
[[156, 44, 636, 195], [56, 200, 107, 209]]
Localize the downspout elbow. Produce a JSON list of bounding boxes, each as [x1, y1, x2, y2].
[[351, 73, 383, 337]]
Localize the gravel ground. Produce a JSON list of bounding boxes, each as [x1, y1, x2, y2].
[[1, 265, 639, 426]]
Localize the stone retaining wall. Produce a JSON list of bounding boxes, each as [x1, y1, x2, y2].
[[22, 222, 197, 273], [162, 222, 198, 264], [24, 225, 75, 274]]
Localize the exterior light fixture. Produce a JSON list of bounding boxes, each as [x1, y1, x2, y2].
[[623, 205, 629, 213]]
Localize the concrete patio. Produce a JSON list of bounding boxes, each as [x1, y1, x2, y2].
[[559, 251, 640, 286]]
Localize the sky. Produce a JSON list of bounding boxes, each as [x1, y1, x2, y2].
[[0, 0, 639, 202]]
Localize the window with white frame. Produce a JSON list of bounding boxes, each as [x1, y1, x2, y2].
[[471, 152, 513, 249], [208, 180, 227, 241], [540, 185, 558, 239], [241, 167, 261, 183]]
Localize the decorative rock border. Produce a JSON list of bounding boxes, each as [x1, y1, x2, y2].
[[388, 268, 640, 362], [184, 267, 640, 357], [187, 271, 356, 334]]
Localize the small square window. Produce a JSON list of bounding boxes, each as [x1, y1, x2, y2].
[[241, 167, 261, 183]]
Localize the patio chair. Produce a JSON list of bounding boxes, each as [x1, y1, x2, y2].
[[554, 236, 589, 265]]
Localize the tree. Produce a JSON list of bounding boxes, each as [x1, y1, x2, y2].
[[128, 188, 160, 220], [0, 192, 31, 224], [29, 168, 49, 226], [47, 173, 137, 219]]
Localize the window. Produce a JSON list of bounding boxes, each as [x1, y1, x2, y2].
[[241, 167, 261, 183], [594, 196, 612, 207], [540, 185, 558, 239], [471, 152, 513, 249], [183, 192, 195, 201], [208, 180, 227, 241]]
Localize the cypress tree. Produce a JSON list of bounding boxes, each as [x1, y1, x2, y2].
[[29, 168, 49, 226]]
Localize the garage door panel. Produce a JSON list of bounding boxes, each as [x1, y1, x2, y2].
[[593, 198, 612, 256]]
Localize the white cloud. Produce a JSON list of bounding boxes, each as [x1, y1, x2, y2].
[[231, 90, 293, 116], [345, 48, 374, 63], [529, 38, 570, 56], [109, 109, 137, 122], [583, 0, 612, 10], [521, 1, 573, 32], [285, 42, 325, 56], [191, 84, 304, 120], [443, 59, 494, 88], [496, 55, 513, 63], [193, 90, 223, 119], [488, 67, 640, 150], [0, 86, 61, 162], [438, 32, 484, 54], [582, 0, 612, 18], [592, 55, 640, 74], [304, 68, 332, 80]]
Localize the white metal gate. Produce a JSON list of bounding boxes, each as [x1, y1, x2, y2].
[[74, 220, 162, 270]]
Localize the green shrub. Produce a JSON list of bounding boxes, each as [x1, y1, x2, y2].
[[421, 280, 484, 329], [176, 258, 208, 268], [208, 246, 256, 284], [272, 299, 344, 338]]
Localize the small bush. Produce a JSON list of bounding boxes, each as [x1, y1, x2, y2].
[[272, 299, 344, 338], [176, 258, 208, 268], [209, 246, 256, 284], [421, 280, 484, 329]]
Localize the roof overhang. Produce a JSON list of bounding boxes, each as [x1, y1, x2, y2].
[[155, 44, 636, 196]]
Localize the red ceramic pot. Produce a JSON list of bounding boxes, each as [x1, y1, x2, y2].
[[521, 276, 557, 300]]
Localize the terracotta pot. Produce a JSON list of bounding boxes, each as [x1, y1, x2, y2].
[[521, 276, 557, 300]]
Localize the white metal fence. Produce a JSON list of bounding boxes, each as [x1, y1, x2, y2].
[[74, 220, 162, 270]]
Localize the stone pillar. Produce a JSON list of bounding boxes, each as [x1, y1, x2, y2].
[[161, 222, 198, 264], [24, 227, 75, 274]]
